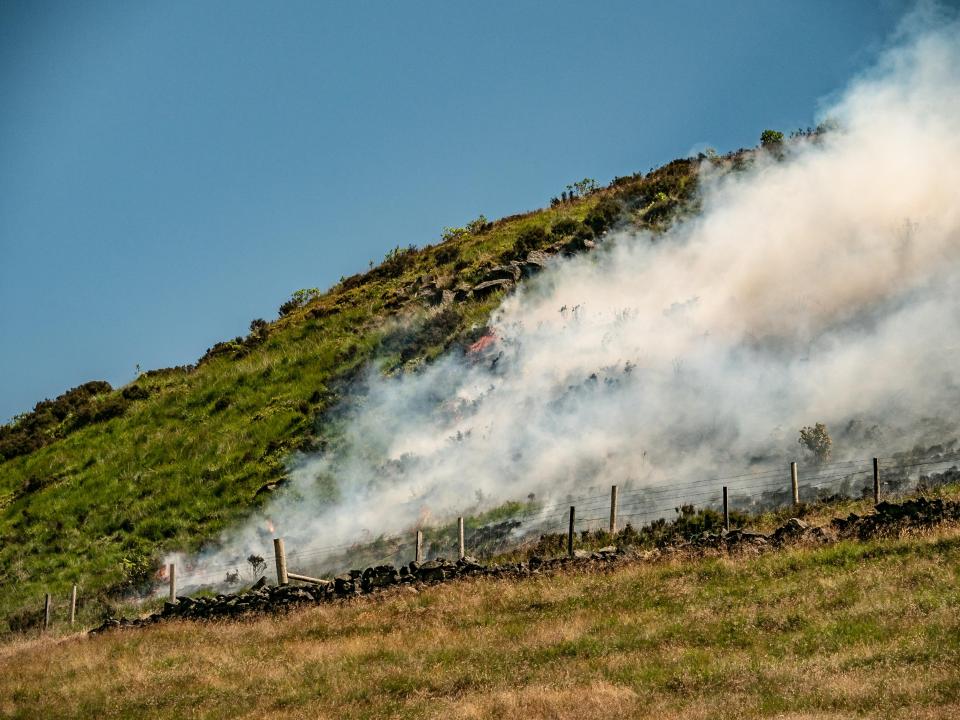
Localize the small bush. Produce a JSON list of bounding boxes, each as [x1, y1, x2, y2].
[[466, 215, 490, 234], [435, 244, 461, 265], [7, 606, 45, 633], [72, 396, 129, 428], [118, 551, 157, 593], [0, 379, 123, 461], [337, 273, 367, 292], [760, 129, 784, 148], [0, 430, 44, 461], [513, 226, 548, 256], [572, 225, 595, 243], [583, 196, 621, 235], [278, 288, 321, 317], [567, 178, 599, 198], [441, 227, 469, 243], [121, 385, 149, 401], [373, 245, 419, 280], [551, 218, 579, 237]]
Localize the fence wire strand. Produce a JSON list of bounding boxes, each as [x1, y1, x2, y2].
[[166, 449, 960, 589]]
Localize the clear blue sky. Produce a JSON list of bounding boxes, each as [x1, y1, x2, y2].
[[0, 0, 912, 422]]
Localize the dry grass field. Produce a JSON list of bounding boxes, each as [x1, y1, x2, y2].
[[2, 521, 959, 719]]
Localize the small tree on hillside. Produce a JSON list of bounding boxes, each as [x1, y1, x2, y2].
[[760, 129, 784, 149], [466, 215, 489, 234], [278, 288, 321, 317], [798, 423, 832, 463], [441, 226, 468, 243], [247, 554, 266, 578], [566, 178, 599, 199]]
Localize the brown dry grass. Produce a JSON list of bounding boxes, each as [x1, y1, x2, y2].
[[2, 527, 960, 719]]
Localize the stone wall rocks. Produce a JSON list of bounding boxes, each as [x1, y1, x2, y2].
[[88, 497, 960, 635]]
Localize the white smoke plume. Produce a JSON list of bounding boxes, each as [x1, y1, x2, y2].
[[170, 10, 960, 588]]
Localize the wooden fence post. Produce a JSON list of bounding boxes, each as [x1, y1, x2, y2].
[[791, 461, 799, 506], [168, 563, 176, 602], [567, 506, 575, 557], [273, 538, 288, 586], [44, 593, 51, 631], [457, 517, 465, 560], [722, 486, 729, 532], [609, 485, 618, 534], [70, 584, 77, 626], [873, 457, 880, 505], [415, 530, 423, 563]]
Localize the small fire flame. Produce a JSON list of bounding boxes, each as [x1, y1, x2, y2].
[[467, 332, 497, 354], [266, 519, 275, 534]]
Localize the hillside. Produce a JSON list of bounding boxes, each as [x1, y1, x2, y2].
[[0, 153, 705, 627], [2, 492, 959, 719]]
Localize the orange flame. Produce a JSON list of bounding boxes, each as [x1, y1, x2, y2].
[[468, 332, 497, 354]]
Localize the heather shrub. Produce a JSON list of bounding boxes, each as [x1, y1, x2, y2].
[[121, 385, 149, 401], [513, 226, 548, 255], [551, 218, 579, 237], [435, 243, 461, 265], [583, 196, 621, 235], [371, 245, 419, 280]]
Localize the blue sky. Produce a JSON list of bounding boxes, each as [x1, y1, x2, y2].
[[0, 0, 912, 422]]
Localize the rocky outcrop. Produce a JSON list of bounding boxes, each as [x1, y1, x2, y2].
[[423, 233, 598, 307], [442, 287, 470, 305], [479, 265, 522, 283], [470, 278, 515, 299]]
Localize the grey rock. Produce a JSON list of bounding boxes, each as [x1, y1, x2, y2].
[[416, 285, 443, 306], [481, 265, 522, 283], [471, 278, 514, 298], [772, 518, 810, 545]]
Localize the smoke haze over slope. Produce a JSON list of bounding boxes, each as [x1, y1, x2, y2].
[[171, 11, 960, 584]]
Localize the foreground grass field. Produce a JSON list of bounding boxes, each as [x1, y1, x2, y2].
[[3, 523, 959, 719]]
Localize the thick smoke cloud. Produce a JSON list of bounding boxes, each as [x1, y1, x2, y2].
[[169, 12, 960, 586]]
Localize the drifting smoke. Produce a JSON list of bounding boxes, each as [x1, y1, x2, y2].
[[170, 11, 960, 587]]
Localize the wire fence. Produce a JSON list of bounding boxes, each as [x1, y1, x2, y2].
[[25, 446, 960, 631], [168, 448, 960, 590], [267, 447, 960, 582]]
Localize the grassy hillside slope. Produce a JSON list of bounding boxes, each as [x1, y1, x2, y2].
[[0, 157, 701, 626], [2, 515, 958, 719]]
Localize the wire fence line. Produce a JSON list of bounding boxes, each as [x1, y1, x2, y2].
[[178, 457, 887, 580], [262, 448, 960, 586], [26, 447, 960, 631], [179, 450, 960, 590]]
